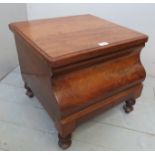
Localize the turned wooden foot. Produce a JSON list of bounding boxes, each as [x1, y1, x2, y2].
[[58, 134, 72, 149], [24, 83, 34, 98], [123, 99, 136, 113]]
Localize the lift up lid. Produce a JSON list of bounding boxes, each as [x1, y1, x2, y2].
[[9, 14, 148, 68]]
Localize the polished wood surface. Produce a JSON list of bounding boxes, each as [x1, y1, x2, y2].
[[9, 14, 148, 149], [9, 14, 148, 68]]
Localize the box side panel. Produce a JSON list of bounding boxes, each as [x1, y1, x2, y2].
[[14, 34, 61, 121]]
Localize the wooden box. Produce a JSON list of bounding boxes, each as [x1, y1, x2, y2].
[[9, 14, 148, 149]]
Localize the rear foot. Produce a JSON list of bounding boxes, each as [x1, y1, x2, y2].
[[24, 83, 34, 98], [123, 99, 135, 113]]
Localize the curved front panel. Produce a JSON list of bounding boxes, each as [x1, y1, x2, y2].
[[53, 47, 146, 116]]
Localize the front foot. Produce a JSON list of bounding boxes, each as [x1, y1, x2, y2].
[[123, 99, 135, 113], [24, 83, 34, 98], [58, 134, 72, 149]]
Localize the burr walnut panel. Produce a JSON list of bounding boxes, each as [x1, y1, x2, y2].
[[53, 46, 145, 116]]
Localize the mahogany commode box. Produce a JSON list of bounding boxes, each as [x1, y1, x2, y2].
[[9, 14, 148, 149]]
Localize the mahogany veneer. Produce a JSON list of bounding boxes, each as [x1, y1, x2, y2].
[[9, 14, 148, 149]]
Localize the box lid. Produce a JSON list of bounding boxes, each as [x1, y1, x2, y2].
[[9, 14, 148, 68]]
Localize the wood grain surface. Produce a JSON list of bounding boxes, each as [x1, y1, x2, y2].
[[9, 14, 148, 68]]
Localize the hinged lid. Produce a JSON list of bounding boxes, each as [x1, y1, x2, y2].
[[9, 14, 148, 68]]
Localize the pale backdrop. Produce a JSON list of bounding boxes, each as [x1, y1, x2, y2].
[[0, 4, 27, 80]]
